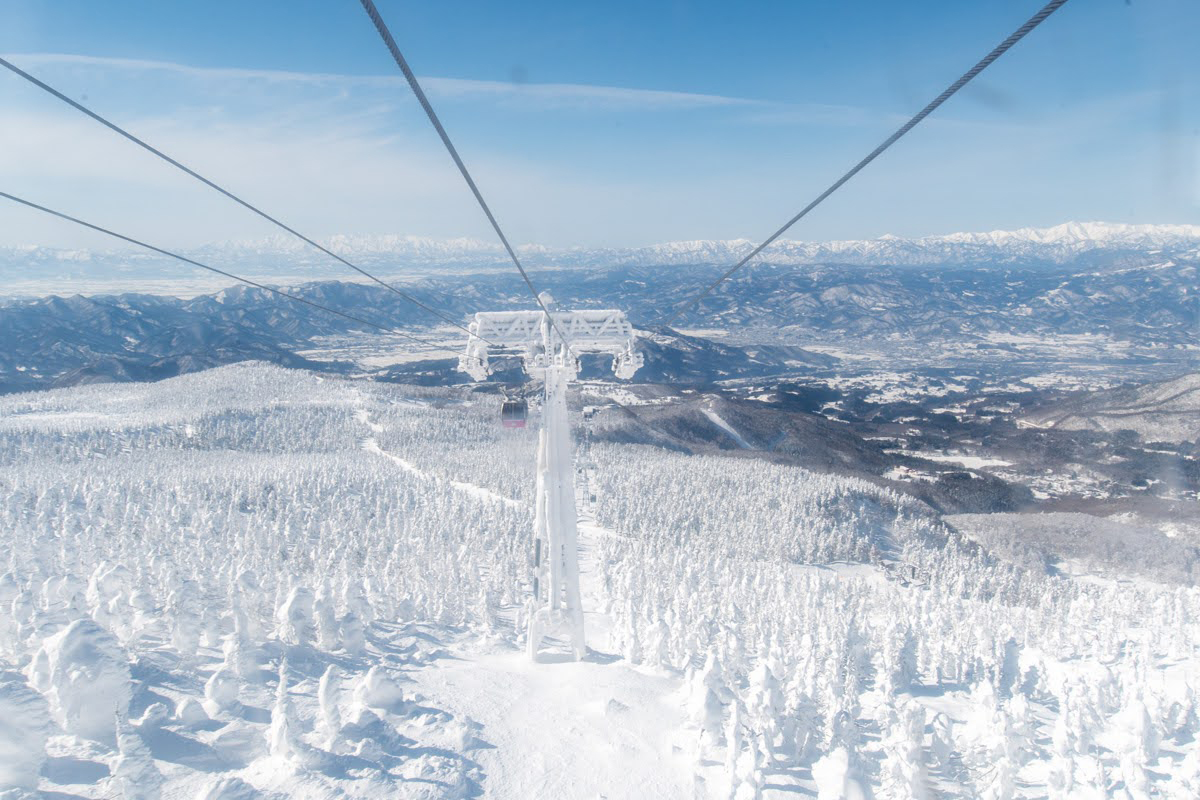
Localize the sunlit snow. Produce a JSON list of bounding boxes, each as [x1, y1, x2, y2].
[[1, 363, 1198, 798]]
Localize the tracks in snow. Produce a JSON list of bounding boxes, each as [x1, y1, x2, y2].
[[353, 390, 525, 511], [408, 640, 691, 800], [360, 435, 423, 476], [360, 434, 525, 511], [701, 407, 753, 449]]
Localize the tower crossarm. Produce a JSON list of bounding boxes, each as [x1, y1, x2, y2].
[[459, 308, 642, 381]]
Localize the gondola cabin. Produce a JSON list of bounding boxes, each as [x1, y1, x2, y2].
[[500, 399, 528, 428]]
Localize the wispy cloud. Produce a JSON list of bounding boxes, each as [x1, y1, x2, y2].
[[3, 51, 1172, 253], [4, 52, 368, 85], [3, 52, 766, 112], [420, 76, 757, 111]]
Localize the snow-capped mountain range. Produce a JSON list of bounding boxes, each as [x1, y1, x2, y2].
[[3, 247, 1194, 394], [4, 221, 1200, 276], [551, 221, 1200, 269]]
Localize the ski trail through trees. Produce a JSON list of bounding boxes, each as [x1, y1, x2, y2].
[[360, 435, 523, 510], [356, 396, 524, 511], [408, 639, 694, 799], [701, 406, 753, 449], [576, 511, 632, 659], [409, 509, 696, 800], [370, 392, 698, 799]]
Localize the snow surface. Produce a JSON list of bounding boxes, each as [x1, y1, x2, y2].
[[1024, 372, 1200, 443], [903, 452, 1014, 469], [2, 362, 1199, 798], [701, 407, 752, 449]]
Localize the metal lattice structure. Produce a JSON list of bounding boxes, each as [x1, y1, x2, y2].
[[459, 297, 641, 660], [460, 307, 641, 382]]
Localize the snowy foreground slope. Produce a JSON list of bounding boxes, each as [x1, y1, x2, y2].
[[1, 364, 1199, 799]]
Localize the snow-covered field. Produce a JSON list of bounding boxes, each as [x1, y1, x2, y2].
[[1023, 373, 1200, 443], [2, 363, 1199, 798]]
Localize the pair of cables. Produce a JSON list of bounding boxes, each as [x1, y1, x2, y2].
[[0, 53, 482, 356], [2, 0, 1070, 350], [355, 0, 1070, 340]]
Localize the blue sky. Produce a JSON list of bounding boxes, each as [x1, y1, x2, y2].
[[1, 0, 1196, 251]]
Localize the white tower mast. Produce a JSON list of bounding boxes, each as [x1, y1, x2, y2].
[[460, 296, 641, 660]]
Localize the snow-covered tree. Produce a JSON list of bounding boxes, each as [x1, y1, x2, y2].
[[109, 713, 165, 800], [878, 699, 926, 799], [0, 670, 51, 791], [28, 618, 131, 744]]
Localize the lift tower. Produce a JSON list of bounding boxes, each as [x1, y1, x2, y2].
[[460, 296, 641, 660]]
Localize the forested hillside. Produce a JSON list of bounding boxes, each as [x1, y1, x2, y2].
[[1, 363, 1197, 797]]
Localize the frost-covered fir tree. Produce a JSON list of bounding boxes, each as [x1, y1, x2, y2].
[[877, 699, 926, 800], [746, 653, 784, 760], [275, 586, 315, 647], [267, 659, 299, 763], [0, 670, 51, 792], [691, 650, 732, 756], [812, 746, 870, 800], [29, 618, 132, 744], [318, 664, 342, 750], [109, 713, 165, 800]]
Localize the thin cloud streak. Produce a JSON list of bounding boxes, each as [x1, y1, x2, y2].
[[2, 52, 1180, 251], [3, 51, 775, 112]]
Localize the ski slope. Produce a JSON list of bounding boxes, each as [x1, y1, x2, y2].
[[1, 363, 1199, 798]]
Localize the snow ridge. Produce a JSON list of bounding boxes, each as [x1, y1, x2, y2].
[[5, 221, 1198, 271]]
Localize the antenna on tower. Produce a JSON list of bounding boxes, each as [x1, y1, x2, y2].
[[460, 306, 641, 660]]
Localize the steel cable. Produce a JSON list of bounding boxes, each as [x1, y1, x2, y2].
[[0, 190, 461, 355], [661, 0, 1071, 326], [0, 54, 489, 343], [357, 0, 576, 355]]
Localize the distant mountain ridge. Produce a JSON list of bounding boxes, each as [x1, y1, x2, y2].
[[2, 248, 1195, 394], [4, 221, 1199, 279]]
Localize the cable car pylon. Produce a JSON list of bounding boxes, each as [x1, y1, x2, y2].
[[460, 294, 642, 661]]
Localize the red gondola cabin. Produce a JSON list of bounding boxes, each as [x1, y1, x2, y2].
[[501, 399, 528, 428]]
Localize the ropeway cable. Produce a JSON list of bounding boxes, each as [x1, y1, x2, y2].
[[661, 0, 1071, 326], [0, 54, 491, 344], [356, 0, 577, 356], [0, 190, 462, 355]]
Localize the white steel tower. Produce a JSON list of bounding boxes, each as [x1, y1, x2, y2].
[[459, 295, 641, 660]]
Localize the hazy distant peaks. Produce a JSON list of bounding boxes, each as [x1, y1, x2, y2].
[[197, 221, 1200, 265], [5, 221, 1199, 270]]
